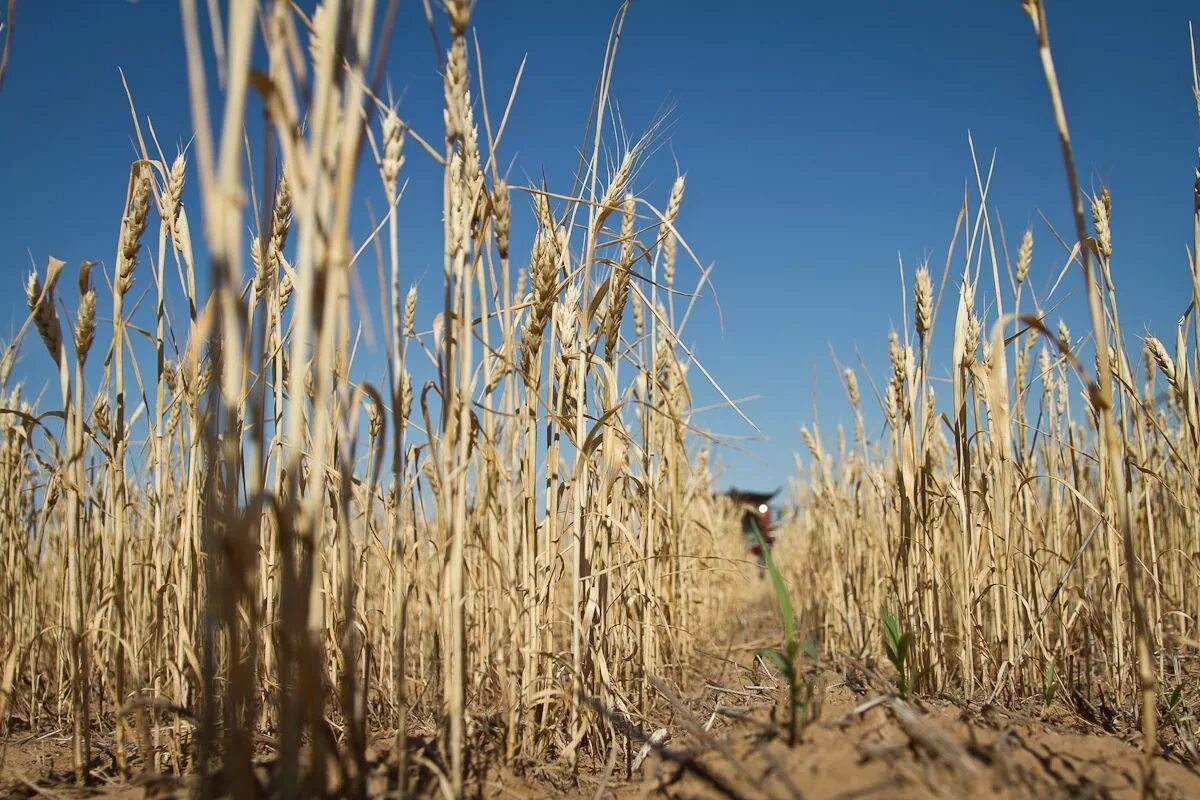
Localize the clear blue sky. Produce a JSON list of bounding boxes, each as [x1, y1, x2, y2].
[[1, 1, 1197, 492]]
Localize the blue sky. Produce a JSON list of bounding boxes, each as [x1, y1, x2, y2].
[[1, 1, 1197, 493]]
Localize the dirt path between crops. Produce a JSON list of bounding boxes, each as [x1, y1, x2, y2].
[[484, 583, 1200, 800], [4, 582, 1199, 798]]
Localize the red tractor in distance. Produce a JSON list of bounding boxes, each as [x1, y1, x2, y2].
[[725, 488, 779, 575]]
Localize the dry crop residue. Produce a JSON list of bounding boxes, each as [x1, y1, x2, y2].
[[482, 583, 1200, 800], [4, 583, 1198, 799]]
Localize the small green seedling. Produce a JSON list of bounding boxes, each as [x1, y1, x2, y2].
[[754, 527, 818, 745], [1041, 661, 1057, 710], [880, 607, 919, 699], [1162, 684, 1184, 728]]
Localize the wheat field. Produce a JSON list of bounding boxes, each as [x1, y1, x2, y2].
[[0, 1, 1198, 799]]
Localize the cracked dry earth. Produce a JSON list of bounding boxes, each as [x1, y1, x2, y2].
[[551, 683, 1200, 800], [4, 587, 1199, 799], [485, 587, 1200, 800]]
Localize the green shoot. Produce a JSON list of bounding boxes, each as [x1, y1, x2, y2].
[[881, 607, 919, 699], [755, 525, 818, 745], [1042, 661, 1057, 711]]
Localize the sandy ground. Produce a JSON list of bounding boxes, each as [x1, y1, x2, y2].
[[4, 586, 1199, 798], [527, 684, 1200, 800], [477, 588, 1200, 800]]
